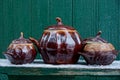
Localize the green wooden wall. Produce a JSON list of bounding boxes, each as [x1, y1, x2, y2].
[[0, 0, 120, 60], [0, 0, 120, 80]]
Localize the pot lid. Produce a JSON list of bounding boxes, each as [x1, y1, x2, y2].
[[12, 32, 32, 44], [83, 31, 108, 44], [82, 31, 115, 52], [45, 17, 75, 30]]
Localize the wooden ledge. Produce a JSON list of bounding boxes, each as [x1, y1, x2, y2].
[[0, 59, 120, 76]]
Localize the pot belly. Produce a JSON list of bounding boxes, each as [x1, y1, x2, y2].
[[40, 41, 80, 64], [39, 30, 81, 64]]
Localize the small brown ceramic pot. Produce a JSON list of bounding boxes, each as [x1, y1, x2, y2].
[[79, 31, 118, 65], [4, 32, 37, 64]]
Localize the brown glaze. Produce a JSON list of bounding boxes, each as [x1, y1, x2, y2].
[[80, 31, 118, 65], [80, 50, 117, 65], [84, 43, 115, 52], [29, 17, 82, 64], [4, 32, 37, 64]]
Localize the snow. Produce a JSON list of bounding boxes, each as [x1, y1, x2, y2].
[[0, 59, 120, 69]]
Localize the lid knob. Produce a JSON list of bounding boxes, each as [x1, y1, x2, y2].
[[56, 17, 63, 25], [96, 31, 102, 37], [20, 32, 24, 39]]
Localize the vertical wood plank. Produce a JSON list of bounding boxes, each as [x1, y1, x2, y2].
[[117, 0, 120, 60], [72, 0, 99, 39], [48, 0, 73, 26], [31, 0, 49, 39], [99, 0, 120, 59], [1, 0, 15, 58], [0, 0, 4, 57], [31, 0, 49, 58], [12, 0, 32, 38]]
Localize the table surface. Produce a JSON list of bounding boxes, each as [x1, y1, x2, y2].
[[0, 59, 120, 76]]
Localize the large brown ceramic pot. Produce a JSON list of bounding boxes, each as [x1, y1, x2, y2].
[[30, 17, 82, 64]]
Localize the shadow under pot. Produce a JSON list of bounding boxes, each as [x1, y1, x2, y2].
[[29, 17, 82, 64], [79, 31, 118, 65], [4, 32, 37, 64]]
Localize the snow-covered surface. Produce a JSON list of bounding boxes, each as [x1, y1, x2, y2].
[[0, 59, 120, 69]]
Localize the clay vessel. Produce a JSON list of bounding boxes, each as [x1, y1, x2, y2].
[[4, 32, 37, 64], [79, 31, 118, 65], [30, 17, 82, 64]]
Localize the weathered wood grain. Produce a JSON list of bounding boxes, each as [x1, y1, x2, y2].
[[0, 59, 120, 76]]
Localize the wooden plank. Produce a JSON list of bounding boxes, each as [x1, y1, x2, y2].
[[0, 59, 120, 76], [1, 68, 119, 76], [0, 0, 4, 58], [48, 0, 73, 26], [8, 75, 120, 80], [30, 0, 49, 59], [1, 0, 15, 58], [11, 0, 32, 38], [0, 74, 8, 80], [96, 76, 120, 80], [8, 75, 78, 80], [31, 0, 49, 39], [74, 76, 97, 80], [98, 0, 120, 59], [72, 0, 99, 39]]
